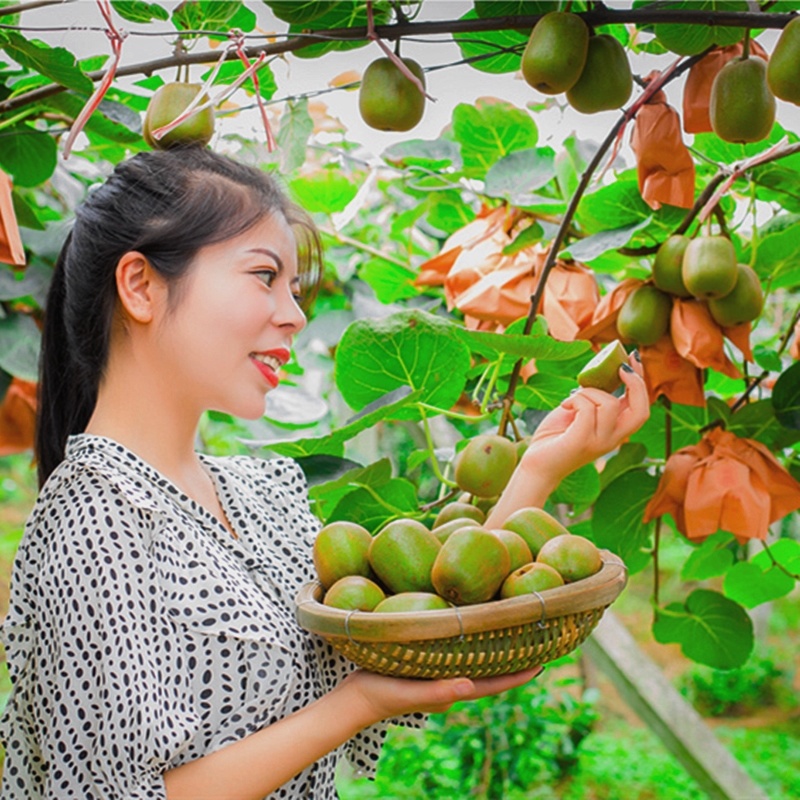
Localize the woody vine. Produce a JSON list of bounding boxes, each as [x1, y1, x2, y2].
[[1, 1, 800, 671]]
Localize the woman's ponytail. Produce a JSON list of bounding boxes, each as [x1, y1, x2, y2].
[[35, 233, 95, 487]]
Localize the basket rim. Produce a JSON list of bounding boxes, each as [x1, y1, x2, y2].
[[295, 550, 627, 643]]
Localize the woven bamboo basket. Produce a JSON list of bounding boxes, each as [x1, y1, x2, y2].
[[295, 550, 627, 679]]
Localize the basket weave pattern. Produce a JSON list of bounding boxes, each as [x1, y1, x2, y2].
[[295, 551, 626, 679], [323, 607, 606, 679]]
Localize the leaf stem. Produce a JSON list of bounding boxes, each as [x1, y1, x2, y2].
[[320, 228, 410, 268], [418, 405, 459, 487]]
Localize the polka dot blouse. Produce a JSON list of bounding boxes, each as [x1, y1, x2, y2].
[[0, 434, 423, 799]]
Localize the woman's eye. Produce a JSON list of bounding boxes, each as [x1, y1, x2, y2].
[[255, 269, 278, 287]]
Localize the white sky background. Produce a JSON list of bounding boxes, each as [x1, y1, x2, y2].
[[25, 0, 799, 167]]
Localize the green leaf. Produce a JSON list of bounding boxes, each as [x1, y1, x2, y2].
[[294, 454, 364, 488], [173, 0, 241, 30], [452, 98, 538, 179], [334, 310, 471, 417], [201, 60, 277, 100], [0, 312, 40, 380], [266, 1, 338, 24], [256, 390, 421, 458], [484, 147, 556, 203], [773, 361, 800, 430], [0, 126, 57, 187], [44, 93, 141, 143], [629, 402, 706, 460], [358, 258, 419, 304], [383, 139, 462, 170], [653, 1, 747, 55], [12, 189, 47, 230], [747, 221, 800, 288], [681, 531, 737, 581], [455, 327, 591, 362], [562, 219, 651, 263], [110, 1, 169, 22], [474, 1, 554, 17], [502, 221, 544, 255], [723, 560, 795, 610], [598, 442, 647, 491], [289, 169, 358, 214], [453, 9, 528, 74], [724, 539, 800, 608], [0, 31, 92, 94], [326, 477, 421, 532], [753, 345, 784, 374], [653, 589, 753, 669], [277, 98, 313, 173], [578, 178, 684, 237], [515, 373, 577, 411], [289, 2, 391, 58], [551, 463, 600, 513], [592, 469, 657, 572], [309, 458, 392, 518], [424, 191, 475, 236]]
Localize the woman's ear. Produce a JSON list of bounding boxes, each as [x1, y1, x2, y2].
[[115, 251, 165, 323]]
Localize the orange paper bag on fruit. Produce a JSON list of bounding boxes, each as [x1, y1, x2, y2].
[[644, 427, 800, 543], [631, 77, 695, 210], [0, 378, 37, 455]]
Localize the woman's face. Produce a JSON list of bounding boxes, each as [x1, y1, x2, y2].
[[152, 212, 307, 420]]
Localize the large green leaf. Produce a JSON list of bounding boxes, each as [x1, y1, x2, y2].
[[451, 99, 538, 179], [0, 313, 40, 380], [592, 469, 657, 573], [681, 531, 736, 581], [723, 539, 800, 609], [289, 169, 358, 214], [172, 0, 242, 30], [773, 361, 800, 430], [598, 442, 647, 491], [288, 2, 392, 58], [334, 310, 471, 416], [653, 589, 753, 669], [0, 126, 57, 187], [453, 9, 528, 74], [0, 31, 92, 93], [484, 147, 556, 203], [652, 1, 747, 55]]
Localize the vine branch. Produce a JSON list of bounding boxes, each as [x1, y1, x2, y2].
[[0, 7, 797, 114]]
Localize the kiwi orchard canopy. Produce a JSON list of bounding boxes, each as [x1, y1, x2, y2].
[[0, 0, 799, 703]]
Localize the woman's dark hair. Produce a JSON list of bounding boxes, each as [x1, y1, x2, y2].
[[36, 146, 323, 487]]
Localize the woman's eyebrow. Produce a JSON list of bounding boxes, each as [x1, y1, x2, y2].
[[246, 247, 284, 272]]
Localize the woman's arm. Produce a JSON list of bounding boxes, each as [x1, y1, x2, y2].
[[164, 667, 541, 800]]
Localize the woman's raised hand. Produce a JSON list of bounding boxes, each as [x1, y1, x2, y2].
[[519, 353, 650, 482]]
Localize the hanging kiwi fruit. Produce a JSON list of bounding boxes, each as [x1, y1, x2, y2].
[[143, 82, 215, 150]]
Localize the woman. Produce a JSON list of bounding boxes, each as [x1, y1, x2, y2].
[[0, 147, 649, 799]]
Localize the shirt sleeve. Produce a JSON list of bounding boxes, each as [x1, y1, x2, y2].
[[1, 466, 201, 800]]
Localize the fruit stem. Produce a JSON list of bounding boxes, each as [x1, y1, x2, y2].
[[479, 358, 503, 414], [742, 27, 751, 59], [418, 404, 460, 488], [417, 402, 490, 423]]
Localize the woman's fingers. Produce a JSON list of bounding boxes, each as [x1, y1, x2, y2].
[[617, 361, 650, 436]]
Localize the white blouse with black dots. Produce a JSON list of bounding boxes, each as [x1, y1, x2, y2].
[[0, 434, 423, 799]]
